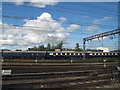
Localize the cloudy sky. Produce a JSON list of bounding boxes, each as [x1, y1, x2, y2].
[[1, 1, 119, 51]]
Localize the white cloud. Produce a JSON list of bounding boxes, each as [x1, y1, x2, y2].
[[85, 25, 99, 33], [59, 17, 67, 23], [23, 18, 31, 22], [93, 17, 112, 25], [85, 16, 112, 34], [93, 19, 101, 24], [93, 37, 107, 41], [1, 12, 79, 50], [0, 20, 2, 25], [98, 31, 103, 33], [67, 24, 80, 32], [12, 0, 59, 8], [102, 17, 112, 21]]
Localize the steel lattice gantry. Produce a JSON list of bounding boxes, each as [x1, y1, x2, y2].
[[83, 29, 120, 50]]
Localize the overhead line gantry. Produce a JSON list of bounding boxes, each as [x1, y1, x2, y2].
[[83, 29, 120, 51]]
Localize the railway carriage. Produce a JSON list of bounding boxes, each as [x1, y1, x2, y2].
[[88, 52, 119, 58], [2, 51, 120, 59], [2, 51, 48, 59]]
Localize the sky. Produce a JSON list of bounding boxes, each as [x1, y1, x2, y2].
[[0, 1, 119, 51]]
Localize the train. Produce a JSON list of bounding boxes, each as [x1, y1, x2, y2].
[[1, 51, 120, 59]]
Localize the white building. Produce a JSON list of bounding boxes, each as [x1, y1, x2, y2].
[[97, 47, 109, 52]]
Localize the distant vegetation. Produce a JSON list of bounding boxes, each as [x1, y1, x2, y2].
[[27, 42, 84, 51], [75, 43, 83, 51], [27, 41, 63, 51], [2, 42, 120, 52]]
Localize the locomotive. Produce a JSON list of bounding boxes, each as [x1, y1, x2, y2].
[[1, 50, 120, 59]]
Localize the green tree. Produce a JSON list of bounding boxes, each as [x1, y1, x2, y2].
[[33, 46, 37, 51], [38, 45, 45, 51], [16, 49, 22, 51], [46, 43, 51, 51], [59, 41, 63, 50], [75, 43, 80, 51], [51, 44, 55, 51], [56, 41, 63, 50]]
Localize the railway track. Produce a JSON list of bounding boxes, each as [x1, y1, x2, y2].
[[2, 62, 118, 74], [2, 68, 115, 81], [2, 69, 119, 89], [2, 60, 119, 89]]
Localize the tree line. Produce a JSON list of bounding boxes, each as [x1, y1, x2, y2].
[[28, 41, 63, 51], [27, 42, 83, 51]]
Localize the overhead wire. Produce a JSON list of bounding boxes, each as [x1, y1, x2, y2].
[[3, 3, 118, 21], [2, 3, 118, 30], [69, 2, 117, 13], [2, 15, 117, 29], [2, 2, 118, 49]]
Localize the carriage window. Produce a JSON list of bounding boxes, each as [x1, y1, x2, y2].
[[56, 53, 58, 55], [53, 53, 56, 55], [115, 53, 118, 55], [58, 53, 60, 55], [105, 53, 107, 55], [96, 53, 98, 55], [98, 53, 100, 55], [74, 53, 76, 55], [62, 53, 65, 55], [50, 53, 53, 55], [89, 53, 92, 55], [65, 53, 67, 55], [69, 53, 71, 55], [71, 53, 73, 55], [75, 53, 78, 55], [61, 53, 63, 55]]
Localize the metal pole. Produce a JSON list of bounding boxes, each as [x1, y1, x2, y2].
[[118, 1, 120, 51], [35, 57, 37, 63], [118, 2, 120, 88], [83, 40, 85, 51], [103, 59, 106, 68], [1, 50, 3, 62], [117, 2, 120, 88], [83, 40, 86, 60], [70, 57, 73, 63]]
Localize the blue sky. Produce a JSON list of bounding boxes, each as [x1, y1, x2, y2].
[[1, 2, 119, 51]]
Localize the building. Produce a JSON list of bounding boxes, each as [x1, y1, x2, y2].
[[97, 47, 109, 52]]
